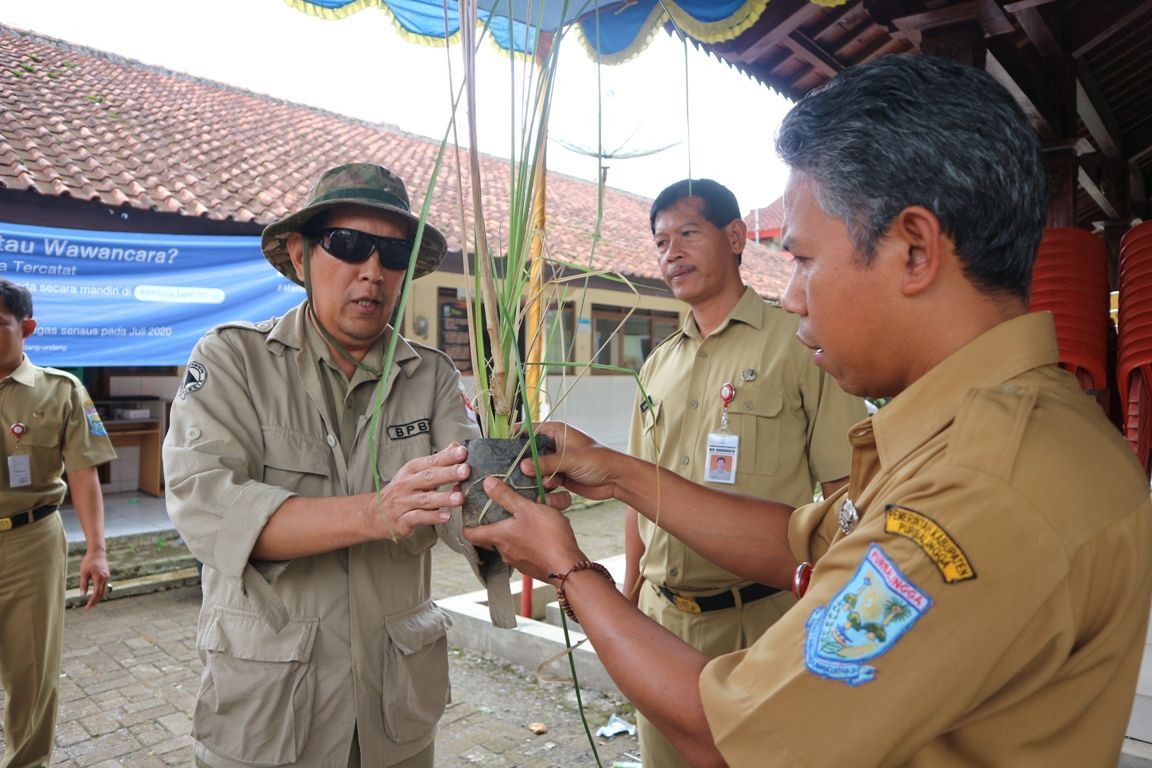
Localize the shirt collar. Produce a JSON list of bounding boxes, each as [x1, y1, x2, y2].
[[3, 356, 37, 386], [871, 312, 1059, 470], [682, 285, 766, 340], [271, 302, 418, 372]]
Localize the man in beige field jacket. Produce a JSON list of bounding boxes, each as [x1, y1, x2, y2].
[[164, 163, 483, 768]]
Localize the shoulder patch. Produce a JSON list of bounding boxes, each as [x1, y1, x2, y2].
[[179, 361, 208, 400], [884, 505, 975, 584], [804, 544, 932, 686], [82, 400, 108, 437]]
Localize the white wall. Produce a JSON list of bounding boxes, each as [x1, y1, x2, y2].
[[460, 373, 638, 452]]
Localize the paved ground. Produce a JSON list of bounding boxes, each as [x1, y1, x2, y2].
[[0, 501, 640, 768]]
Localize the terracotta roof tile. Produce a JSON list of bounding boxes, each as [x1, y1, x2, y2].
[[745, 196, 785, 239], [0, 24, 790, 298]]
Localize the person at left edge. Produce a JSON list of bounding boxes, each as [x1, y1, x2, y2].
[[0, 277, 114, 768], [163, 163, 481, 768]]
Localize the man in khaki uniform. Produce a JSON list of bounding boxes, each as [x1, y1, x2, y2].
[[0, 278, 114, 768], [164, 164, 480, 768], [466, 55, 1152, 767], [628, 178, 865, 766]]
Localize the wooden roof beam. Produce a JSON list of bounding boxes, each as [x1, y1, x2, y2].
[[1128, 120, 1152, 165], [986, 36, 1062, 137], [781, 30, 844, 78], [1076, 64, 1122, 160], [727, 0, 815, 64], [1066, 0, 1149, 59], [1006, 4, 1061, 59]]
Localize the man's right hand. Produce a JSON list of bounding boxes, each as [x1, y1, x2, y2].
[[362, 442, 469, 542]]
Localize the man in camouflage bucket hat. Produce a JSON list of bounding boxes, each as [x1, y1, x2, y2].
[[261, 162, 447, 286], [164, 162, 479, 767]]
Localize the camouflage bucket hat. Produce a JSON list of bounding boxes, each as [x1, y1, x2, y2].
[[261, 163, 447, 285]]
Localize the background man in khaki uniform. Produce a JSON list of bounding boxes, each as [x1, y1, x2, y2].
[[164, 164, 479, 768], [627, 178, 865, 766], [0, 278, 113, 768], [466, 55, 1152, 767]]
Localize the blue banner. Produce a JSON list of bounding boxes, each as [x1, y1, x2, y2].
[[0, 222, 305, 366]]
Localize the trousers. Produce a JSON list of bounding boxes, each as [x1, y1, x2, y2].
[[0, 514, 67, 768]]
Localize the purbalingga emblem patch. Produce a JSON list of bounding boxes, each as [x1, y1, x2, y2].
[[804, 544, 931, 686]]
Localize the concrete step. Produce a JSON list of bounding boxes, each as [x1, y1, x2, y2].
[[65, 566, 201, 609], [65, 528, 200, 607], [1122, 739, 1152, 767]]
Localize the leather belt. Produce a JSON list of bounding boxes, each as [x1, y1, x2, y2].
[[657, 581, 780, 614], [0, 505, 58, 532]]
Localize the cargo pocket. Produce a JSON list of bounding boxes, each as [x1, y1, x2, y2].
[[381, 599, 452, 744], [262, 426, 331, 495], [193, 608, 319, 766], [728, 387, 784, 477]]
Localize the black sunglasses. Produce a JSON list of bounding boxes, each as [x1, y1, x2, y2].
[[307, 227, 414, 271]]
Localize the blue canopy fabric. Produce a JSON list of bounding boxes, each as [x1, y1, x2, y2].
[[283, 0, 846, 62]]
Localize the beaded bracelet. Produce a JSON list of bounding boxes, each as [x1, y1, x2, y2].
[[548, 560, 614, 624]]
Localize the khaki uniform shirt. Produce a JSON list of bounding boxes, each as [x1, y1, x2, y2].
[[163, 304, 479, 768], [630, 287, 863, 593], [700, 313, 1152, 767], [1, 356, 115, 516]]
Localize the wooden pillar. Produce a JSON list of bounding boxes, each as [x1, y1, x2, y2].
[[1043, 146, 1078, 228]]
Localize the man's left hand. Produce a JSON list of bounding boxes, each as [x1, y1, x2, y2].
[[363, 442, 470, 542], [79, 550, 111, 610]]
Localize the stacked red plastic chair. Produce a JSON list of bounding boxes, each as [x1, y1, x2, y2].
[[1118, 220, 1152, 475], [1028, 227, 1110, 400]]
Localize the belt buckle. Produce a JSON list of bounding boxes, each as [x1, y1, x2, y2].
[[0, 518, 12, 532], [672, 593, 701, 614]]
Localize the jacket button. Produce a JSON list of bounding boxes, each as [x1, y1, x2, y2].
[[326, 434, 337, 447], [185, 427, 201, 440]]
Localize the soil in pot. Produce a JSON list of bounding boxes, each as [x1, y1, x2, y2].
[[462, 434, 556, 527]]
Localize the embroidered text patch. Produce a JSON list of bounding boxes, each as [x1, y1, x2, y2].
[[388, 419, 431, 440], [884, 505, 975, 583]]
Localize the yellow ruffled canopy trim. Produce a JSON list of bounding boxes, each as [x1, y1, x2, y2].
[[280, 0, 846, 62], [281, 0, 557, 62], [669, 0, 772, 45], [280, 0, 465, 49], [575, 0, 773, 65], [575, 1, 665, 66]]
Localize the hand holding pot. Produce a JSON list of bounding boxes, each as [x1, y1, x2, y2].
[[363, 442, 469, 542], [522, 421, 627, 501], [462, 476, 586, 583]]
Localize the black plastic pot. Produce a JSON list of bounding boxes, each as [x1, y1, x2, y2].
[[462, 434, 556, 527]]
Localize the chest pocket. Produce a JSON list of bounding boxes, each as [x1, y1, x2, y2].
[[17, 415, 63, 448], [726, 386, 784, 477], [262, 425, 332, 495]]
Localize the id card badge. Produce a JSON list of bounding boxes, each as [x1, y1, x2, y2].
[[705, 432, 738, 484], [705, 382, 739, 485], [8, 422, 31, 487], [8, 454, 31, 488]]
